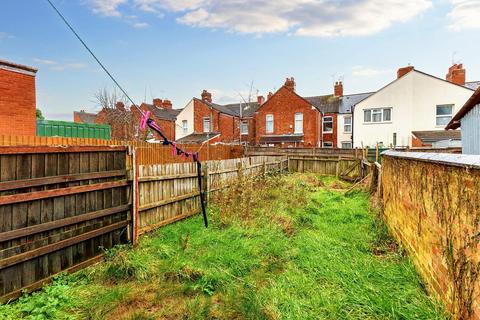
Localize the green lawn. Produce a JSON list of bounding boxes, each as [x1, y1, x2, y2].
[[0, 174, 447, 320]]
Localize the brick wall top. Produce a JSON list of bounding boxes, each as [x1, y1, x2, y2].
[[382, 150, 480, 168]]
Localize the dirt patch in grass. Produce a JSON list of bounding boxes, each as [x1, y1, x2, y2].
[[0, 173, 447, 320]]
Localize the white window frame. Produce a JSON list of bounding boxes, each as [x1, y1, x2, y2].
[[323, 141, 333, 148], [294, 112, 303, 134], [240, 120, 248, 135], [436, 104, 454, 127], [323, 116, 333, 133], [341, 141, 352, 149], [266, 114, 274, 134], [203, 117, 211, 133], [344, 116, 352, 133], [363, 108, 392, 123], [182, 120, 188, 134]]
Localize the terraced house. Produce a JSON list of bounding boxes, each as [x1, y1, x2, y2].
[[175, 90, 260, 145]]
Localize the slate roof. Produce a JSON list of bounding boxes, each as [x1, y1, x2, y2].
[[198, 98, 261, 118], [464, 81, 480, 91], [74, 111, 97, 124], [143, 104, 182, 121], [176, 132, 220, 144], [304, 92, 374, 114], [412, 130, 461, 143], [259, 134, 304, 144]]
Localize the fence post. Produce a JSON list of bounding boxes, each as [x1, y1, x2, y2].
[[335, 158, 340, 177], [237, 161, 244, 180], [202, 162, 209, 203], [131, 148, 139, 246]]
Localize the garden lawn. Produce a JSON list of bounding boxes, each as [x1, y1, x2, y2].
[[0, 174, 447, 320]]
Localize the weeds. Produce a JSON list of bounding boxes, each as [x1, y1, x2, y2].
[[0, 173, 447, 320]]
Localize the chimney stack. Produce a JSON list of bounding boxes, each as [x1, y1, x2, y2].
[[284, 77, 296, 91], [201, 90, 212, 103], [267, 92, 273, 100], [334, 81, 343, 97], [257, 95, 265, 105], [153, 98, 162, 108], [397, 66, 414, 79], [161, 99, 173, 109], [446, 63, 466, 86], [115, 101, 125, 111]]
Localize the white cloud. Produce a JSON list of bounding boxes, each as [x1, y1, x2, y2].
[[352, 66, 391, 77], [132, 22, 149, 28], [34, 59, 87, 72], [133, 0, 432, 36], [0, 32, 14, 41], [89, 0, 127, 17], [86, 0, 433, 36], [448, 0, 480, 30]]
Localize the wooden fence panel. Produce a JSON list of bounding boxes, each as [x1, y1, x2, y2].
[[288, 155, 361, 180], [137, 156, 287, 234], [0, 146, 131, 302]]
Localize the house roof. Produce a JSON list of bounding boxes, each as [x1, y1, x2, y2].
[[446, 86, 480, 130], [0, 59, 38, 75], [143, 104, 182, 121], [259, 134, 304, 144], [412, 130, 461, 143], [464, 81, 480, 91], [304, 92, 374, 114], [74, 111, 97, 124], [354, 69, 475, 107], [176, 132, 220, 144], [195, 98, 260, 118]]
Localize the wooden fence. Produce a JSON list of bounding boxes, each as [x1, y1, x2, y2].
[[288, 156, 362, 181], [0, 135, 244, 166], [0, 146, 131, 301], [136, 156, 287, 236], [246, 146, 358, 157]]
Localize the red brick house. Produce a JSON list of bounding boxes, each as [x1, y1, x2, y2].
[[175, 90, 261, 145], [135, 99, 181, 141], [73, 110, 97, 124], [0, 60, 38, 136]]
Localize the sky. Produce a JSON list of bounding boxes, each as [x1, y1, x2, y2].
[[1, 0, 480, 120]]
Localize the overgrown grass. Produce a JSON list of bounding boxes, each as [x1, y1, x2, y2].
[[0, 173, 447, 320]]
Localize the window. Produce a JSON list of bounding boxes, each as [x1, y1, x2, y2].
[[323, 141, 333, 148], [240, 120, 248, 135], [294, 113, 303, 133], [344, 116, 352, 133], [341, 141, 352, 149], [266, 114, 274, 133], [436, 104, 453, 126], [323, 116, 333, 133], [182, 120, 188, 134], [203, 117, 210, 133], [364, 108, 392, 123]]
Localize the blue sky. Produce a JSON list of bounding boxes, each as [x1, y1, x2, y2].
[[1, 0, 480, 120]]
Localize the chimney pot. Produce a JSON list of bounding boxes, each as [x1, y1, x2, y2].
[[115, 101, 125, 111], [284, 77, 296, 91], [201, 90, 212, 103], [161, 99, 173, 109], [334, 81, 343, 97], [446, 63, 466, 86], [397, 66, 415, 79], [153, 98, 162, 108], [267, 92, 273, 100], [257, 95, 265, 105]]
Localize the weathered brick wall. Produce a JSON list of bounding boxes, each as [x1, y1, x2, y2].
[[193, 99, 240, 143], [254, 86, 319, 146], [382, 153, 480, 319], [0, 68, 36, 136]]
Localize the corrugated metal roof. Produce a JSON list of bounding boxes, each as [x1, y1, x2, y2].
[[412, 130, 461, 143], [259, 134, 304, 143], [176, 132, 220, 144]]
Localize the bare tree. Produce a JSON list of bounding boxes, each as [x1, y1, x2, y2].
[[93, 87, 140, 141]]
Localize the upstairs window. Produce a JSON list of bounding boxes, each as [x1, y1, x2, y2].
[[436, 104, 453, 126], [182, 120, 188, 134], [344, 116, 352, 133], [294, 113, 303, 134], [364, 108, 392, 123], [266, 114, 274, 134], [240, 120, 248, 135], [323, 116, 333, 133], [203, 117, 210, 133]]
